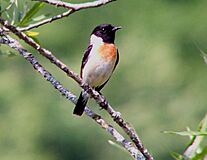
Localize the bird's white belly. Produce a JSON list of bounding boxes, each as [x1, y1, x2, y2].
[[82, 55, 116, 87]]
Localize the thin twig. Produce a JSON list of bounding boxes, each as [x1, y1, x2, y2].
[[18, 10, 73, 32], [3, 0, 115, 32], [0, 18, 154, 160], [34, 0, 116, 10], [0, 32, 145, 160]]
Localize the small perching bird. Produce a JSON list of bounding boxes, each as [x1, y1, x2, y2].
[[73, 24, 122, 116]]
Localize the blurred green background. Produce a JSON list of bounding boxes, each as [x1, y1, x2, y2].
[[1, 0, 207, 159]]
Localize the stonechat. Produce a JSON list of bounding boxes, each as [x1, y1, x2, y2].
[[73, 24, 121, 116]]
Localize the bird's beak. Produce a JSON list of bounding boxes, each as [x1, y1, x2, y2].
[[112, 26, 122, 32]]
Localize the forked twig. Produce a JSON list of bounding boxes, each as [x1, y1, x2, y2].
[[34, 0, 116, 10]]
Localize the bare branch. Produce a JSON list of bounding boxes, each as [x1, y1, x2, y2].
[[34, 0, 116, 10], [0, 32, 145, 160], [0, 18, 154, 160]]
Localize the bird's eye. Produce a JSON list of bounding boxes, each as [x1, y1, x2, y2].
[[101, 28, 106, 33]]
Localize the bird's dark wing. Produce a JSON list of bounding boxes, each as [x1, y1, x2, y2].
[[80, 44, 93, 78], [95, 49, 119, 91], [114, 49, 119, 71]]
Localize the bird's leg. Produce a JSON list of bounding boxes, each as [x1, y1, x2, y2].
[[97, 91, 104, 110]]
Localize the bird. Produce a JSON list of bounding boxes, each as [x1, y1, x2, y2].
[[73, 24, 122, 116]]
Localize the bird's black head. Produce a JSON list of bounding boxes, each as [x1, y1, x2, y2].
[[91, 24, 122, 43]]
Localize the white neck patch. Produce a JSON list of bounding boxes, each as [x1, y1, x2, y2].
[[90, 34, 103, 46]]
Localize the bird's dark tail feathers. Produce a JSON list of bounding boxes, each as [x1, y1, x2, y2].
[[73, 91, 89, 116]]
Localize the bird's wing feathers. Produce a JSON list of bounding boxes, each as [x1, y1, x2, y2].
[[114, 49, 119, 71], [80, 44, 93, 78], [95, 49, 119, 91]]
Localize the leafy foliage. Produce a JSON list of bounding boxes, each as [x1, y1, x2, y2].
[[165, 114, 207, 160], [171, 152, 184, 160], [0, 48, 17, 57], [164, 130, 207, 137], [18, 2, 45, 26], [192, 147, 207, 160]]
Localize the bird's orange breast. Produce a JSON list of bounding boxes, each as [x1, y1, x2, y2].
[[98, 43, 117, 61]]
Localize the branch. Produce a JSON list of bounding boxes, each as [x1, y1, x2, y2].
[[34, 0, 116, 10], [0, 18, 154, 160], [18, 10, 73, 32], [0, 32, 145, 160], [3, 0, 114, 32]]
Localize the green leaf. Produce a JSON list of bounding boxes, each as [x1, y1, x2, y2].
[[11, 2, 16, 25], [14, 0, 18, 7], [0, 0, 15, 15], [186, 127, 194, 140], [24, 31, 41, 45], [198, 114, 207, 132], [32, 14, 50, 22], [195, 44, 207, 64], [183, 114, 207, 159], [7, 51, 17, 57], [25, 31, 39, 37], [4, 11, 11, 20], [171, 152, 184, 160], [191, 146, 207, 160], [163, 130, 207, 136], [19, 2, 45, 26], [0, 49, 17, 57], [200, 50, 207, 64]]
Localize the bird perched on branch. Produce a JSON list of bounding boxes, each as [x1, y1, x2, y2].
[[73, 24, 122, 116]]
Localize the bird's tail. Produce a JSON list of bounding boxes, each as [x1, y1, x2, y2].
[[73, 91, 89, 116]]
